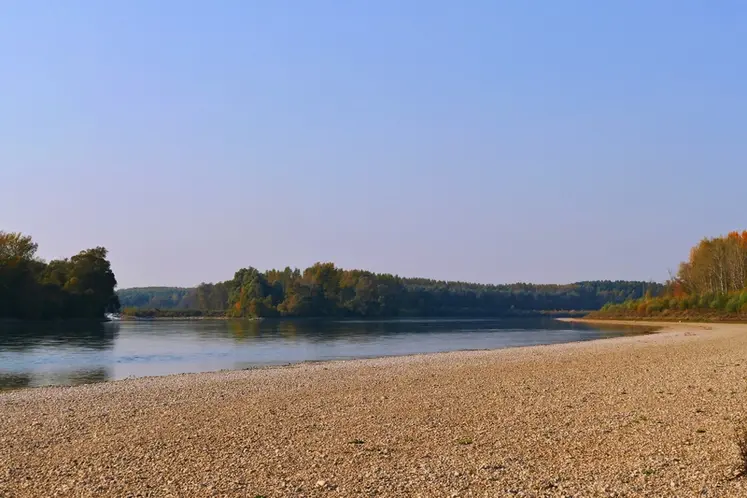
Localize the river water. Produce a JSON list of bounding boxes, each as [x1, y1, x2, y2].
[[0, 317, 644, 389]]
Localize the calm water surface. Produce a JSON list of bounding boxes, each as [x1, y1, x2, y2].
[[0, 318, 645, 389]]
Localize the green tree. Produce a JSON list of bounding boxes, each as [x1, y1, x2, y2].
[[0, 233, 119, 320]]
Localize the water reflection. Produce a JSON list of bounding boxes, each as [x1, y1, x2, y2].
[[0, 321, 117, 389], [210, 317, 603, 343], [0, 318, 650, 389], [0, 373, 32, 390], [0, 321, 118, 351], [67, 367, 110, 385]]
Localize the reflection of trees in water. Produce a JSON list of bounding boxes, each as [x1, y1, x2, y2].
[[284, 317, 567, 341], [0, 367, 110, 391], [155, 317, 649, 347], [0, 373, 32, 390], [67, 367, 109, 386], [0, 321, 118, 351], [587, 323, 658, 339], [225, 319, 261, 340], [206, 320, 298, 342], [204, 317, 605, 344]]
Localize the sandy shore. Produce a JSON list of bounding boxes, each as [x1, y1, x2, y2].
[[2, 322, 747, 497]]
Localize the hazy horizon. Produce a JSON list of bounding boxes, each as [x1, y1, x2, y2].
[[3, 2, 746, 288]]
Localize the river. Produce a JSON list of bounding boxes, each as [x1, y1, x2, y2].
[[0, 317, 644, 389]]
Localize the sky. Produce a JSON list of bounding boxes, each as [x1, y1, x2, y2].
[[1, 1, 746, 288]]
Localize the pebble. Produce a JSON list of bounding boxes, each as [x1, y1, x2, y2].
[[1, 321, 746, 496]]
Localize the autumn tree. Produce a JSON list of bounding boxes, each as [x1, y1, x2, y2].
[[118, 265, 663, 318], [0, 232, 38, 263], [678, 231, 747, 295]]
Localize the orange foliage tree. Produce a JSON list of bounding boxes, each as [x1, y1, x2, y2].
[[677, 231, 747, 295]]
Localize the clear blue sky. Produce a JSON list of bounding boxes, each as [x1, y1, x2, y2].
[[2, 1, 746, 288]]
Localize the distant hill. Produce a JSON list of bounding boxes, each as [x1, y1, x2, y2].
[[117, 287, 196, 309]]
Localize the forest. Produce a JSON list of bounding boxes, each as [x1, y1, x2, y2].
[[118, 265, 662, 318], [590, 231, 747, 320], [1, 229, 667, 321], [0, 232, 119, 320]]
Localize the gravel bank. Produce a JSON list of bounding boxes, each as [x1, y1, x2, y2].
[[2, 322, 747, 497]]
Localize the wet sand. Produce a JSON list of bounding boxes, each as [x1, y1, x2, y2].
[[2, 321, 746, 497]]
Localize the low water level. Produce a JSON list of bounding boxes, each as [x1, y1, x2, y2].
[[0, 318, 643, 389]]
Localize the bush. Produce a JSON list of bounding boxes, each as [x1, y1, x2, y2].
[[646, 302, 664, 314], [699, 294, 714, 309], [588, 289, 747, 321], [727, 296, 741, 313]]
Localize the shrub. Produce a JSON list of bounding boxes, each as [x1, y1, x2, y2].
[[699, 294, 714, 309], [726, 296, 741, 313], [646, 302, 664, 314]]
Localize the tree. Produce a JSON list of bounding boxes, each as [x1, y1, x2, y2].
[[117, 265, 664, 318], [678, 232, 747, 295], [0, 232, 38, 263], [0, 234, 119, 319]]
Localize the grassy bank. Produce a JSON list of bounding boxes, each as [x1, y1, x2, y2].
[[586, 290, 747, 322], [587, 308, 747, 323]]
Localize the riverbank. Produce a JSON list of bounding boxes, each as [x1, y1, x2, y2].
[[2, 322, 746, 496], [117, 315, 235, 321], [583, 310, 747, 322], [116, 310, 590, 321]]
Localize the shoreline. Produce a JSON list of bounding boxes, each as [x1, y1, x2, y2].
[[558, 316, 685, 327], [568, 314, 747, 324], [2, 318, 663, 393], [2, 321, 746, 496], [114, 313, 589, 321]]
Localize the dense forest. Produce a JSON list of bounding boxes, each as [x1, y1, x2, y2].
[[0, 232, 119, 320], [116, 287, 194, 309], [118, 265, 662, 318], [590, 231, 747, 320]]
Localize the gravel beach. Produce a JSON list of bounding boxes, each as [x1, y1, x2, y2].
[[2, 321, 746, 497]]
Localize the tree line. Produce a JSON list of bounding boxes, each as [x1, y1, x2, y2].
[[116, 287, 195, 309], [118, 263, 662, 318], [678, 231, 747, 295], [591, 231, 747, 320], [0, 232, 119, 320]]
